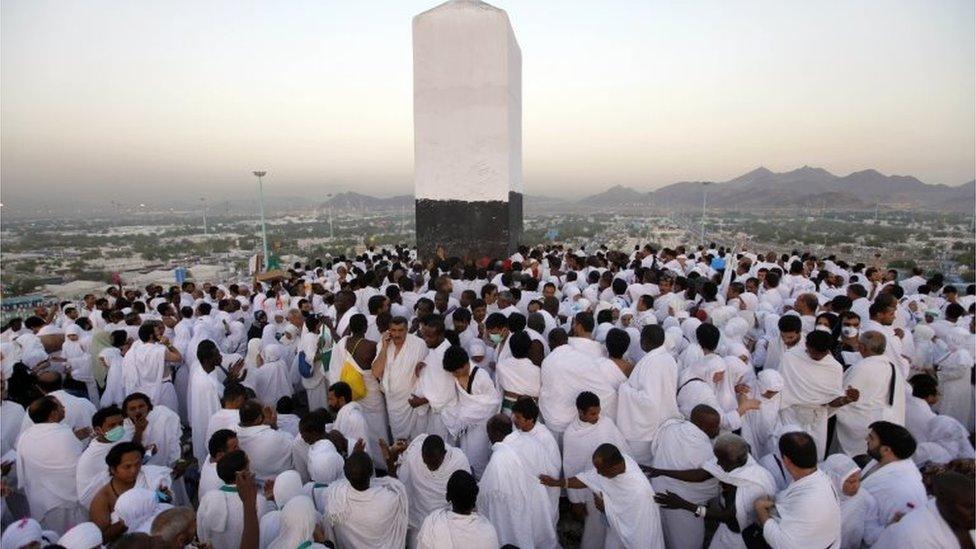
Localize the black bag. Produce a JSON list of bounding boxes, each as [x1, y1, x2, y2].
[[741, 523, 772, 549]]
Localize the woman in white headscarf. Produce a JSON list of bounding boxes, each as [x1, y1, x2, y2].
[[741, 369, 784, 458], [935, 327, 975, 430], [267, 496, 326, 549], [63, 324, 98, 403], [99, 330, 128, 408], [114, 488, 171, 534], [821, 454, 884, 548], [677, 318, 703, 371], [250, 344, 293, 407], [57, 522, 103, 549], [663, 327, 685, 356], [721, 316, 752, 365], [259, 471, 315, 549], [222, 321, 247, 356], [911, 325, 937, 374], [926, 415, 976, 460]]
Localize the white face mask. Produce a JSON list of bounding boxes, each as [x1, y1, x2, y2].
[[815, 325, 832, 333], [841, 326, 859, 338]]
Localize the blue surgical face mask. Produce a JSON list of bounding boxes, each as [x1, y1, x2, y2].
[[489, 333, 503, 344], [104, 425, 125, 442]]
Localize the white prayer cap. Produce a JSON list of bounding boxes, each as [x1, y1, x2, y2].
[[115, 488, 171, 533], [121, 307, 133, 315], [273, 470, 305, 507], [468, 340, 486, 359], [58, 522, 103, 549], [66, 324, 83, 337]]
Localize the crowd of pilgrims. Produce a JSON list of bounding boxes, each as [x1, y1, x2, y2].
[[0, 242, 974, 549]]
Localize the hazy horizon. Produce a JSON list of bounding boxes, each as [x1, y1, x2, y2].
[[2, 0, 974, 204]]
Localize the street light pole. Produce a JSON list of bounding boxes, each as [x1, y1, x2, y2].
[[700, 182, 710, 247], [200, 197, 208, 236], [252, 171, 269, 270]]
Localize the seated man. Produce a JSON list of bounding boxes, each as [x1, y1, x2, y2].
[[323, 450, 409, 549], [416, 470, 499, 549]]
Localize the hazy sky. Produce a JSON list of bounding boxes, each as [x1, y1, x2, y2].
[[2, 0, 973, 203]]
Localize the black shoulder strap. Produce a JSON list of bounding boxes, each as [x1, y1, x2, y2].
[[677, 377, 705, 396], [467, 366, 479, 393], [886, 362, 897, 406]]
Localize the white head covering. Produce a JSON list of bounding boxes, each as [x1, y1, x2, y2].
[[65, 324, 83, 338], [912, 442, 953, 468], [681, 318, 702, 344], [661, 316, 680, 331], [245, 338, 263, 367], [821, 454, 859, 503], [927, 415, 976, 460], [709, 306, 738, 329], [261, 343, 285, 365], [307, 440, 343, 484], [664, 327, 685, 354], [2, 519, 48, 549], [723, 317, 750, 343], [267, 495, 319, 549], [272, 470, 305, 507], [468, 340, 486, 359], [757, 369, 784, 395], [57, 522, 103, 549], [114, 488, 171, 533]]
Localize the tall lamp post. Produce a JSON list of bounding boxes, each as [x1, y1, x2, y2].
[[252, 171, 269, 269], [200, 197, 208, 236], [700, 182, 710, 247]]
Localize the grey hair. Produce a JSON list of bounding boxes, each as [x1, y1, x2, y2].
[[498, 291, 515, 303], [150, 506, 195, 542], [714, 433, 750, 464], [859, 330, 887, 356]]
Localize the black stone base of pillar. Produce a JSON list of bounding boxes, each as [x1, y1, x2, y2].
[[415, 192, 522, 261]]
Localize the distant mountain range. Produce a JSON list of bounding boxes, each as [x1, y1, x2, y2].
[[320, 167, 974, 212], [579, 166, 975, 211]]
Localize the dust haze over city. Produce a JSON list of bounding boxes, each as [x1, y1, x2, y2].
[[1, 0, 974, 297], [3, 2, 976, 549]]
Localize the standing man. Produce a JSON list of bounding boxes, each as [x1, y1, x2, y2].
[[754, 432, 842, 548], [16, 396, 86, 534], [374, 316, 429, 441], [123, 324, 181, 414]]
